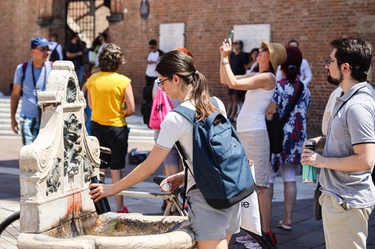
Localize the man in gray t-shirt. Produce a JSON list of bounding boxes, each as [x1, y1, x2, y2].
[[11, 36, 53, 146], [302, 38, 375, 249]]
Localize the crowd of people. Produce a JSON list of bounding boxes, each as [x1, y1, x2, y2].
[[10, 33, 375, 249]]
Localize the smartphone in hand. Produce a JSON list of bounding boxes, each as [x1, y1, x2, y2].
[[226, 30, 234, 44]]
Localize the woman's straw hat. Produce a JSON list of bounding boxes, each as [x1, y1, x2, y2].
[[260, 41, 287, 73]]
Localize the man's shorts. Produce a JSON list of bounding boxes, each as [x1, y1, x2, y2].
[[20, 115, 40, 146]]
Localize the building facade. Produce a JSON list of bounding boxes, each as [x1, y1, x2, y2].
[[0, 0, 374, 132]]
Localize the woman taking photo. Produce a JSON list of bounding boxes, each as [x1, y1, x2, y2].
[[220, 39, 286, 248], [90, 50, 240, 249]]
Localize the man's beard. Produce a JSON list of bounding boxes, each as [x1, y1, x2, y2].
[[327, 71, 343, 86]]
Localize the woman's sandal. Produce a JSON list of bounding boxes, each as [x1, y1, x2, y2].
[[277, 220, 292, 231]]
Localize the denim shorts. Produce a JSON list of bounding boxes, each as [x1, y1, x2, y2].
[[187, 188, 241, 241], [91, 121, 129, 170]]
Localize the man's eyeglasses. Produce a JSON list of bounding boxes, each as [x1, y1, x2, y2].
[[260, 47, 268, 52], [326, 59, 335, 67], [157, 77, 169, 87], [233, 42, 239, 45], [34, 47, 50, 52]]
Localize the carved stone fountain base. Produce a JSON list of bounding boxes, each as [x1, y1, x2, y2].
[[17, 212, 195, 249]]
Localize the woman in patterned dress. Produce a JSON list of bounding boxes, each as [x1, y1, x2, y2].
[[267, 46, 311, 231]]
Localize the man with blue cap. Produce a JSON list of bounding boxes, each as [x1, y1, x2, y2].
[[10, 36, 53, 145]]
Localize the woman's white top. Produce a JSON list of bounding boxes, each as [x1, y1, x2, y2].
[[236, 73, 275, 132]]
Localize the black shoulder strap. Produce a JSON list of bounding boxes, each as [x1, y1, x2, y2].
[[20, 62, 28, 89], [175, 141, 190, 208], [334, 85, 368, 116], [51, 43, 58, 53], [280, 82, 304, 126]]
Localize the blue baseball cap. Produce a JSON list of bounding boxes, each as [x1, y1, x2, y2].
[[30, 36, 49, 49]]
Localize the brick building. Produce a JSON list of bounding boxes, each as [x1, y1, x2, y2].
[[0, 0, 374, 132]]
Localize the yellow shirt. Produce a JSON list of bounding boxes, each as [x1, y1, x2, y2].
[[87, 71, 131, 127]]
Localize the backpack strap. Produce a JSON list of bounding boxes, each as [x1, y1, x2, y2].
[[173, 105, 196, 207], [173, 97, 220, 124], [173, 105, 196, 124], [175, 141, 189, 208], [20, 61, 28, 89], [51, 43, 58, 53], [20, 60, 49, 90]]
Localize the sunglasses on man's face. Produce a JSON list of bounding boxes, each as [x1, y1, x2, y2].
[[34, 47, 50, 52]]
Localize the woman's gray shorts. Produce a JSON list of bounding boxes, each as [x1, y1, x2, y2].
[[186, 188, 241, 241]]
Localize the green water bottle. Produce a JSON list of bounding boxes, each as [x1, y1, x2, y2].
[[302, 141, 317, 184]]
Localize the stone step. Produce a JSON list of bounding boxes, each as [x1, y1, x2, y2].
[[0, 96, 154, 141]]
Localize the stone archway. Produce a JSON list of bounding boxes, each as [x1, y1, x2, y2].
[[66, 0, 111, 47], [36, 0, 125, 46]]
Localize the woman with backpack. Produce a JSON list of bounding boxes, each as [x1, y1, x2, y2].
[[90, 50, 241, 249], [220, 39, 287, 248]]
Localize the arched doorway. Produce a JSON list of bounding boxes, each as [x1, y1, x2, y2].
[[65, 0, 110, 48]]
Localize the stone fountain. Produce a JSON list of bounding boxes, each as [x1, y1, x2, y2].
[[16, 61, 195, 249]]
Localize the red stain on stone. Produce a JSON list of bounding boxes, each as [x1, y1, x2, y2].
[[66, 187, 83, 216]]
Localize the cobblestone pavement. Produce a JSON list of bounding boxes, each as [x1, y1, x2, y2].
[[1, 114, 374, 248]]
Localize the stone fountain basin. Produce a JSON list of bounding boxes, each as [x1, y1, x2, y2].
[[17, 212, 196, 249]]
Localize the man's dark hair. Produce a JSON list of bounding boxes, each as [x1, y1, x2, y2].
[[70, 32, 79, 40], [288, 39, 299, 47], [51, 33, 58, 40], [149, 39, 157, 46], [238, 40, 244, 50], [250, 48, 259, 55], [330, 37, 372, 82]]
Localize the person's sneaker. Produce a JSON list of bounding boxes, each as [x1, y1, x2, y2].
[[265, 230, 277, 245], [117, 206, 129, 213], [235, 234, 253, 244], [244, 240, 262, 249], [161, 200, 167, 211]]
